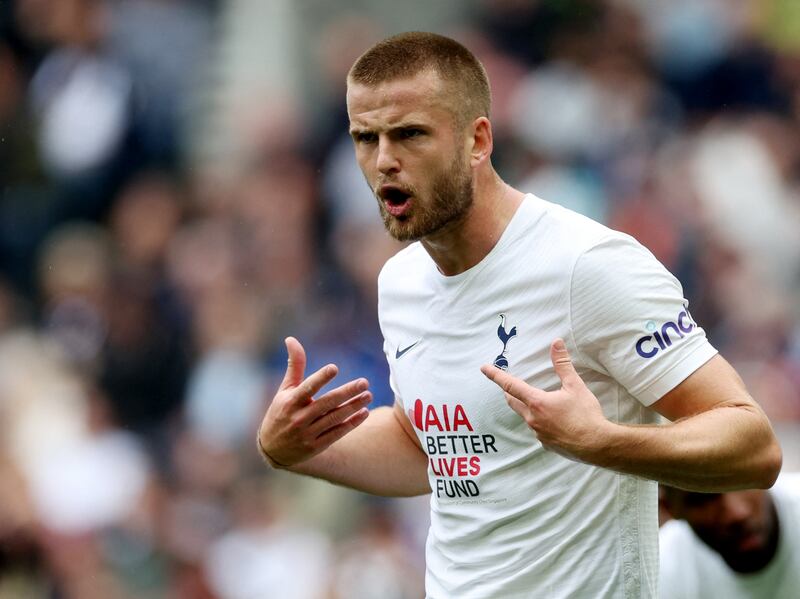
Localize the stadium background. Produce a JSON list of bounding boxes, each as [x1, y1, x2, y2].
[[0, 0, 799, 597]]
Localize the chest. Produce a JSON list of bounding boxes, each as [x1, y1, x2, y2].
[[384, 276, 570, 435]]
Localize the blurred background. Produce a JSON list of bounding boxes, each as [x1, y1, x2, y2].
[[0, 0, 798, 597]]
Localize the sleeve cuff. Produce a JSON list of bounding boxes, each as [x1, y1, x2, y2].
[[632, 341, 719, 406]]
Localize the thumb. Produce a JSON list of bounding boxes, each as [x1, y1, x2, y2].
[[280, 337, 306, 390], [550, 338, 580, 388]]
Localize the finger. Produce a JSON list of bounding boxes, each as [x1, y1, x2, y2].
[[311, 377, 370, 417], [504, 392, 529, 420], [310, 391, 372, 436], [314, 405, 371, 447], [480, 364, 534, 403], [550, 338, 580, 389], [280, 337, 307, 390], [292, 363, 339, 403]]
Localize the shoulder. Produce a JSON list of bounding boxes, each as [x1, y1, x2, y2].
[[535, 194, 684, 326], [527, 194, 628, 254], [377, 242, 434, 311], [659, 520, 703, 573], [555, 195, 679, 299], [524, 195, 659, 282], [772, 471, 800, 501], [659, 520, 702, 596], [377, 242, 427, 289], [659, 519, 696, 551], [491, 195, 641, 293]]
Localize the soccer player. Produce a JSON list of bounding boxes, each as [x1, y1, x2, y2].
[[257, 32, 782, 598], [659, 474, 800, 598]]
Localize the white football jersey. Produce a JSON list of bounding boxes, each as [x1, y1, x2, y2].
[[378, 194, 718, 598]]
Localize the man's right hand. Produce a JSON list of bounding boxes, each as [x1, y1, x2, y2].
[[257, 337, 372, 468]]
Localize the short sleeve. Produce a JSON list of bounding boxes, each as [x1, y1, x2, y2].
[[569, 236, 717, 406]]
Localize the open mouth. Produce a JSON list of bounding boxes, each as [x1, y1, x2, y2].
[[382, 186, 411, 205], [380, 186, 413, 217], [735, 531, 764, 553]]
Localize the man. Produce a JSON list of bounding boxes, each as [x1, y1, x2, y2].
[[659, 474, 800, 598], [257, 32, 781, 598]]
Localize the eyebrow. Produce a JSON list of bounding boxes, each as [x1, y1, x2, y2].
[[349, 126, 370, 136], [349, 122, 428, 136]]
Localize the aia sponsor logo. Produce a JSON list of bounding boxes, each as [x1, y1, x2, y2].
[[408, 399, 499, 499], [407, 398, 473, 432], [635, 307, 696, 359]]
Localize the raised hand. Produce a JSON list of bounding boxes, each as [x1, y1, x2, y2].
[[480, 338, 609, 461], [257, 337, 372, 468]]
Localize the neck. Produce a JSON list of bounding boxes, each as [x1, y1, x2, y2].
[[421, 173, 524, 276]]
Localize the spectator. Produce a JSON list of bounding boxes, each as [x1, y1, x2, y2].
[[659, 474, 800, 598]]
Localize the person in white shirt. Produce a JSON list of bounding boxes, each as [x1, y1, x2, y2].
[[256, 32, 782, 598], [659, 473, 800, 598]]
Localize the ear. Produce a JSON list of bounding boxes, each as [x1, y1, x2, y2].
[[468, 116, 493, 168]]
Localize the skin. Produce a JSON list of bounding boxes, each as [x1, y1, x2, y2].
[[347, 68, 523, 273], [256, 68, 781, 495], [662, 489, 780, 573]]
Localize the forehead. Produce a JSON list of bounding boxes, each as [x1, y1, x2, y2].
[[346, 70, 455, 129], [677, 489, 764, 514]]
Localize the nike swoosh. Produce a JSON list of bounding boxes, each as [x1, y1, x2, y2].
[[395, 341, 420, 359]]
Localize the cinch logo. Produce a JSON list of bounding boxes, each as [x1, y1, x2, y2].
[[635, 308, 696, 359]]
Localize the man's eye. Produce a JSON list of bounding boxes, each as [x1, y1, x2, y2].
[[402, 129, 423, 139], [684, 493, 721, 507], [355, 133, 376, 144]]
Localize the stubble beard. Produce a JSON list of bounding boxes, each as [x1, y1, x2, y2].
[[377, 155, 475, 242]]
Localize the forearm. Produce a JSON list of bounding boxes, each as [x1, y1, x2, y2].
[[592, 404, 782, 492], [280, 406, 431, 497]]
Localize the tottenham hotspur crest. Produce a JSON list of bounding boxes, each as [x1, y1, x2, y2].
[[493, 313, 517, 370]]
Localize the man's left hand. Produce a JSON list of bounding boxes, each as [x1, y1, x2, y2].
[[480, 338, 610, 461]]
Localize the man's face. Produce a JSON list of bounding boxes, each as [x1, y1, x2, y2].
[[668, 490, 778, 572], [346, 70, 474, 241]]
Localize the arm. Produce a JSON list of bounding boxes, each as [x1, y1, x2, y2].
[[257, 337, 430, 497], [604, 353, 781, 491], [289, 402, 430, 496], [481, 339, 782, 492]]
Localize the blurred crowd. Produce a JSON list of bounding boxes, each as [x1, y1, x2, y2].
[[0, 0, 799, 597]]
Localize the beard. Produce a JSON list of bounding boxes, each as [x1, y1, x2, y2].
[[376, 153, 474, 242]]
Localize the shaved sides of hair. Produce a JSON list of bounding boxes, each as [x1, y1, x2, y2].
[[348, 31, 491, 128]]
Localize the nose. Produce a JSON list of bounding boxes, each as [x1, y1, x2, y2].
[[718, 493, 752, 527], [375, 137, 400, 175]]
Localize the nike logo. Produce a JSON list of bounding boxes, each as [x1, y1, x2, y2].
[[395, 341, 420, 359]]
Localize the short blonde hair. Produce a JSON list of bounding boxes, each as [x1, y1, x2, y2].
[[348, 31, 491, 127]]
